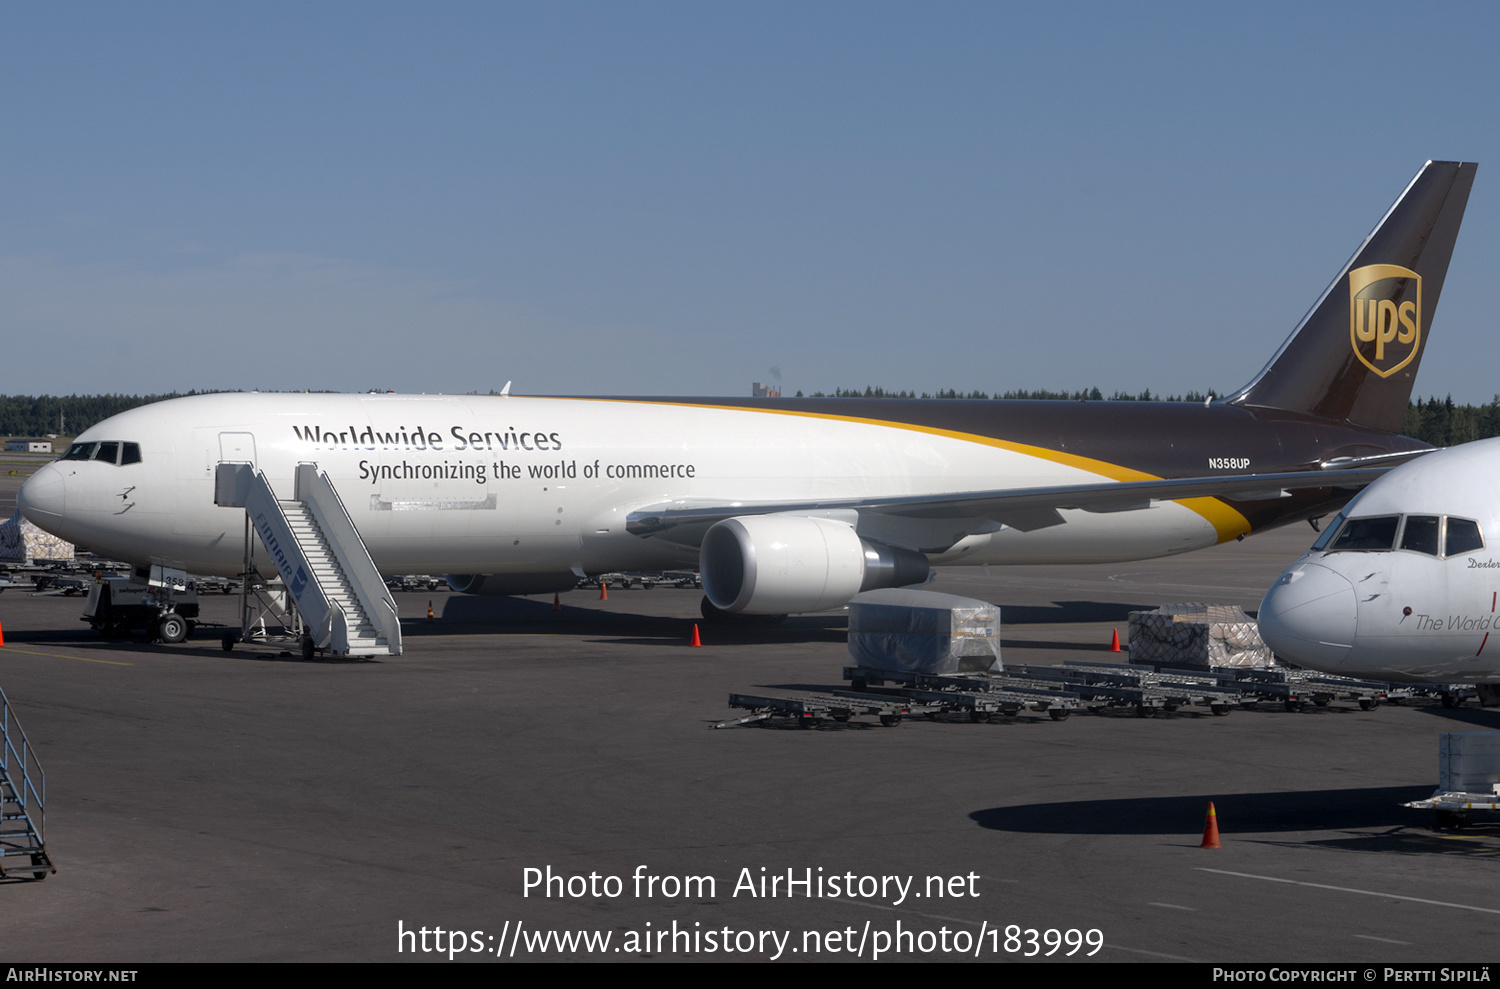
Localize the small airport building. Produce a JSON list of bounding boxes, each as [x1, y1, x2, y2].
[[4, 440, 52, 453]]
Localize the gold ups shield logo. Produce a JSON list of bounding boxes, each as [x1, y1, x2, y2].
[[1349, 263, 1421, 378]]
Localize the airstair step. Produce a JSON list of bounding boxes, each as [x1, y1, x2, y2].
[[237, 465, 403, 657]]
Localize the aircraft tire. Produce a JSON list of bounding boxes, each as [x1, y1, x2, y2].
[[1436, 810, 1467, 831], [156, 613, 188, 644]]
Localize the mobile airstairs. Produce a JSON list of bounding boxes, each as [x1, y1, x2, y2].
[[0, 686, 54, 880], [215, 463, 402, 659]]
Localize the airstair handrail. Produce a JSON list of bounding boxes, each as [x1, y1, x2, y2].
[[238, 468, 333, 632], [294, 463, 402, 653], [0, 686, 45, 842]]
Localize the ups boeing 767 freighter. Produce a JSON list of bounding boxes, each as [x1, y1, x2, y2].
[[18, 161, 1477, 626]]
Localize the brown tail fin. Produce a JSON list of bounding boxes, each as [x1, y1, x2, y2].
[[1226, 161, 1476, 433]]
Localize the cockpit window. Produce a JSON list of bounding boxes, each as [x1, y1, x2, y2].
[[1400, 515, 1441, 556], [1320, 512, 1485, 558], [1328, 515, 1400, 552], [57, 440, 141, 465], [1446, 517, 1485, 556], [1311, 512, 1345, 552]]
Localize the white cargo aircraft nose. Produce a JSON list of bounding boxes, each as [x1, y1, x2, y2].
[[1254, 435, 1500, 686], [17, 463, 66, 524], [1257, 562, 1357, 667]]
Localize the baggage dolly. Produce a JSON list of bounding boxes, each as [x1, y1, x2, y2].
[[1187, 666, 1392, 711], [716, 691, 920, 729], [1004, 662, 1244, 716], [841, 667, 1081, 720]]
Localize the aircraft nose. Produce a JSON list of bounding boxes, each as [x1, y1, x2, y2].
[[17, 463, 65, 523], [1258, 562, 1357, 668]]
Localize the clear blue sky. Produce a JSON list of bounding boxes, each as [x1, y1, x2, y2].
[[4, 2, 1497, 402]]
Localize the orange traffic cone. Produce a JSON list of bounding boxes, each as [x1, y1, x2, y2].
[[553, 593, 561, 611], [599, 582, 608, 601], [1200, 801, 1222, 848], [691, 624, 702, 647], [0, 618, 5, 647], [427, 601, 435, 624], [1109, 628, 1121, 652]]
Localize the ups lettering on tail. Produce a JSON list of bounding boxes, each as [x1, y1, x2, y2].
[[1349, 263, 1422, 378]]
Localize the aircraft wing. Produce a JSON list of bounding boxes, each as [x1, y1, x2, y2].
[[625, 461, 1420, 553]]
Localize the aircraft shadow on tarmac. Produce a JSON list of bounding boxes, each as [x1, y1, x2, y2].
[[971, 786, 1443, 836], [414, 595, 849, 644], [224, 648, 379, 664], [2, 627, 383, 662], [416, 596, 1167, 646], [3, 628, 96, 645], [1414, 705, 1500, 730]]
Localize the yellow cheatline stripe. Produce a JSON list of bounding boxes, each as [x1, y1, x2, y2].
[[1177, 496, 1253, 543], [543, 397, 1254, 543], [1, 646, 133, 666]]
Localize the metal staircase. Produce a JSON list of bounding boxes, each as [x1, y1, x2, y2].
[[216, 462, 402, 658], [0, 686, 54, 880], [280, 503, 382, 651]]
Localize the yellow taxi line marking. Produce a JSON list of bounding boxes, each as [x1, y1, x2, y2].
[[0, 646, 133, 666]]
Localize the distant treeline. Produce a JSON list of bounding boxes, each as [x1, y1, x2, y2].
[[1, 390, 1495, 450], [797, 389, 1500, 449], [1400, 395, 1500, 447], [0, 393, 216, 437], [0, 390, 351, 438], [801, 386, 1212, 402]]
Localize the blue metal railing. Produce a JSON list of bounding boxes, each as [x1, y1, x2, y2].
[[0, 685, 47, 865]]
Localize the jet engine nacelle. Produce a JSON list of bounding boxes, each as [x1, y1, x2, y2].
[[445, 573, 579, 595], [700, 515, 930, 614]]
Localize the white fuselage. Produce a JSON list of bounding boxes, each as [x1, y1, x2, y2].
[[19, 393, 1228, 579], [1259, 438, 1500, 683]]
